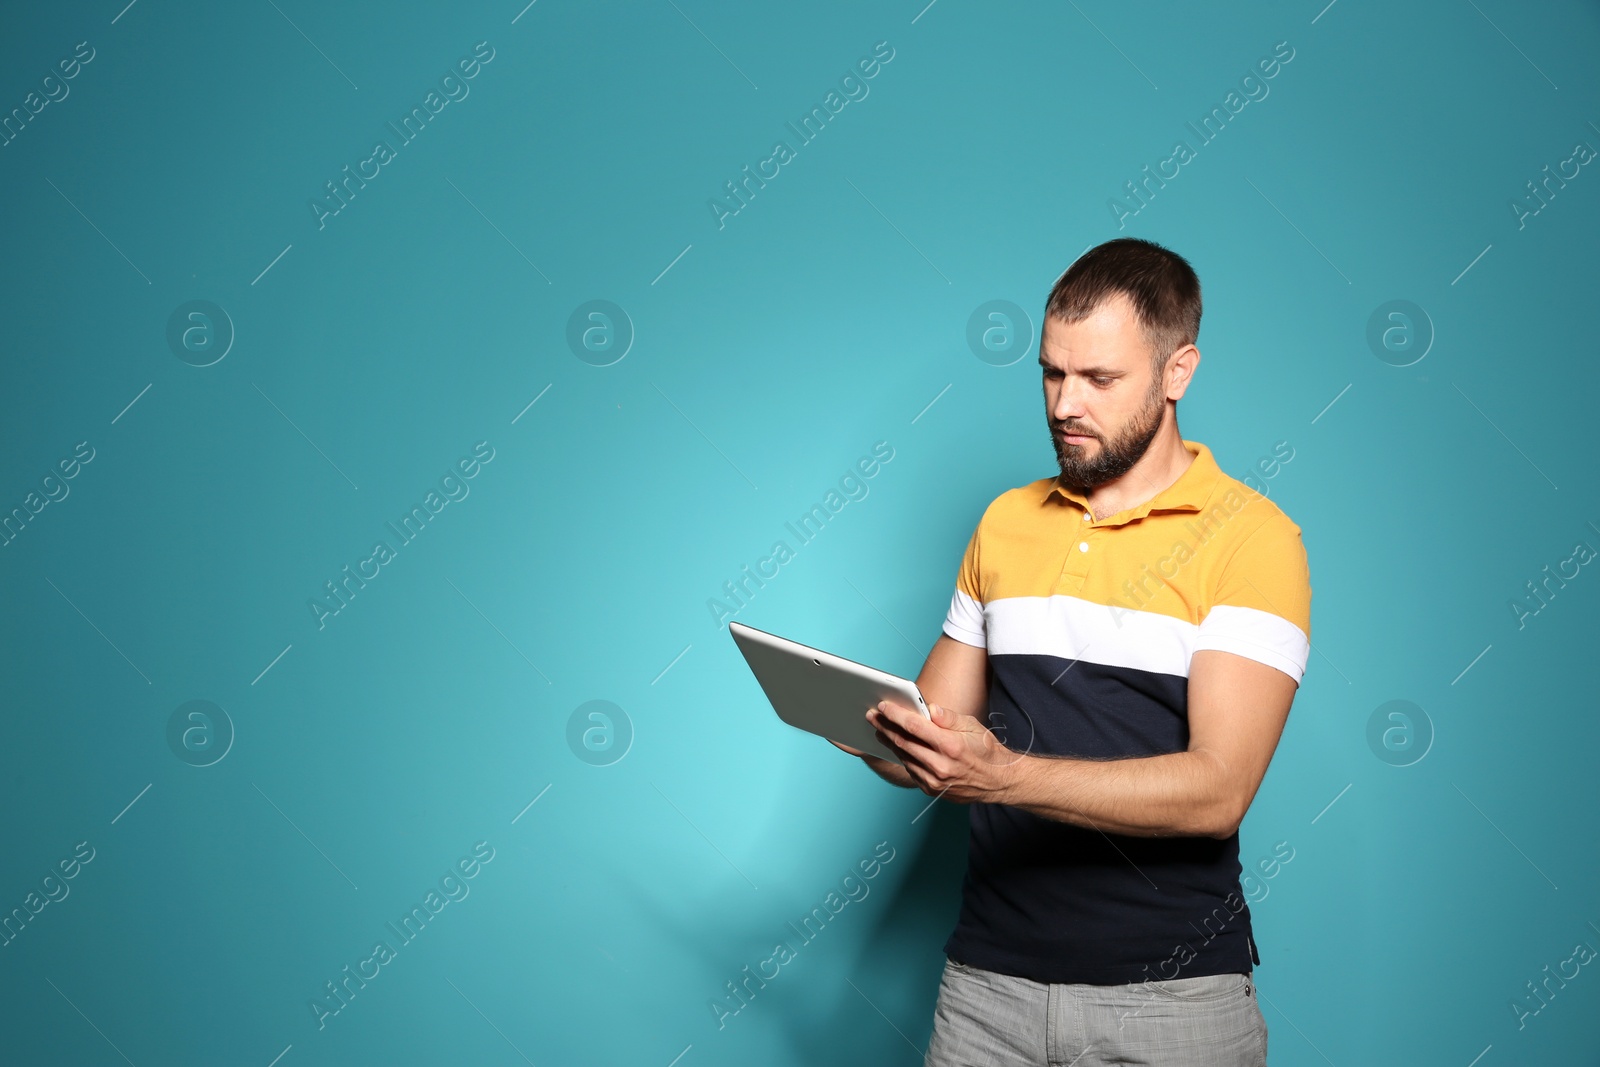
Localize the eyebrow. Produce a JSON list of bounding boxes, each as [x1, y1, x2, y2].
[[1037, 355, 1120, 375]]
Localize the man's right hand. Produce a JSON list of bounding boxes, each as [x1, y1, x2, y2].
[[829, 737, 916, 788]]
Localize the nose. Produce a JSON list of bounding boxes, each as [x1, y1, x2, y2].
[[1051, 376, 1089, 421]]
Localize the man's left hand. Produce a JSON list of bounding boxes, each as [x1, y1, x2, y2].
[[867, 698, 1020, 803]]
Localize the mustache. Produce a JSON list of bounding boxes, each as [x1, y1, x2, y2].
[[1050, 421, 1096, 438]]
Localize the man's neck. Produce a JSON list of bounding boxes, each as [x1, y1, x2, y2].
[[1079, 432, 1194, 521]]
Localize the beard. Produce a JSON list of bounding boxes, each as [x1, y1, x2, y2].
[[1049, 378, 1166, 492]]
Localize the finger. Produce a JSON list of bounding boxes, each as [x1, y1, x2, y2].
[[879, 726, 946, 784], [873, 700, 952, 755], [903, 758, 944, 796], [874, 726, 935, 777], [870, 707, 938, 757], [828, 738, 867, 757], [873, 725, 909, 758]]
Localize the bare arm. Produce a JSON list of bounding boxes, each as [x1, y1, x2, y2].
[[831, 634, 988, 788], [868, 649, 1296, 838]]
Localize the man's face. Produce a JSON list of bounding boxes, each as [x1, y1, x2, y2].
[[1040, 292, 1168, 492]]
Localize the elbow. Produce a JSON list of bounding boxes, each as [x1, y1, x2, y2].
[[1189, 753, 1250, 838], [1198, 797, 1247, 840]]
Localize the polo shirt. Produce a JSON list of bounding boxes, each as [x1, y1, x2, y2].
[[939, 438, 1311, 985]]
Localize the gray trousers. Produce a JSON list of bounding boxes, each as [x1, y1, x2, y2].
[[923, 958, 1268, 1067]]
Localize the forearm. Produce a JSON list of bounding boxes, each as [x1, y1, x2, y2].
[[1000, 748, 1244, 839]]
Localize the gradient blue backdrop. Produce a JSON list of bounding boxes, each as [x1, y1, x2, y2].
[[2, 1, 1597, 1064]]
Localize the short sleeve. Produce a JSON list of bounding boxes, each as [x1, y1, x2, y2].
[[1194, 514, 1312, 684], [941, 520, 986, 648]]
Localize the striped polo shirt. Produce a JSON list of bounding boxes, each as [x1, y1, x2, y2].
[[940, 438, 1311, 985]]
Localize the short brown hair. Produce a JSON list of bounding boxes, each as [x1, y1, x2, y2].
[[1042, 237, 1201, 372]]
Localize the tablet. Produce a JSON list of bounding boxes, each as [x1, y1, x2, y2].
[[729, 621, 929, 764]]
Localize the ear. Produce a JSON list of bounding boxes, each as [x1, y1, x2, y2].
[[1165, 344, 1200, 401]]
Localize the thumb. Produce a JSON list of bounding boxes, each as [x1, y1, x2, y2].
[[931, 702, 989, 738]]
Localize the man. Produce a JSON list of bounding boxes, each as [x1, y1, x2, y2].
[[834, 237, 1311, 1066]]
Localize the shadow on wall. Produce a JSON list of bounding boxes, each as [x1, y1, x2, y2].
[[787, 797, 970, 1065], [613, 794, 970, 1064]]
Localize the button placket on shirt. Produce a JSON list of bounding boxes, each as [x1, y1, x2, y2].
[[1056, 505, 1094, 591]]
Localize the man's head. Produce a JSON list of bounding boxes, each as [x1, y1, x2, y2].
[[1039, 238, 1202, 492]]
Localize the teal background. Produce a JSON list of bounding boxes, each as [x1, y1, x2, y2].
[[2, 0, 1597, 1063]]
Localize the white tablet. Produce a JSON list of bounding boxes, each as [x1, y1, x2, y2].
[[729, 621, 930, 764]]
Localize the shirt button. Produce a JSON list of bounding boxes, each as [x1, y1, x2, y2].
[[1078, 542, 1089, 552]]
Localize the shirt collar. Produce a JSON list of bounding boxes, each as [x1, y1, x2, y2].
[[1047, 438, 1223, 524]]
